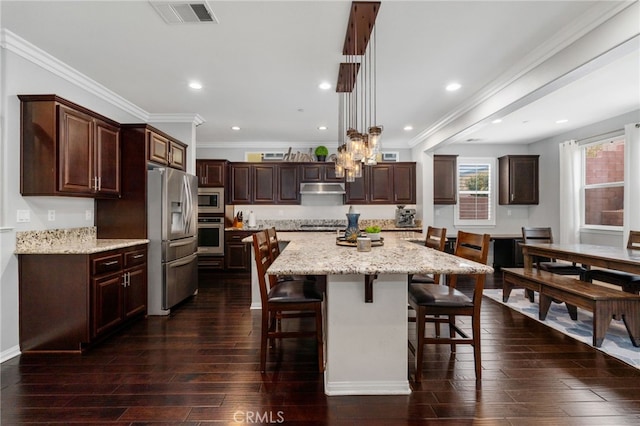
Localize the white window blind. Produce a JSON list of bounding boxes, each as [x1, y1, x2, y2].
[[455, 158, 495, 226]]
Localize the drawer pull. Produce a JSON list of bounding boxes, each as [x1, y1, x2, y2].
[[103, 260, 119, 266], [132, 254, 145, 259]]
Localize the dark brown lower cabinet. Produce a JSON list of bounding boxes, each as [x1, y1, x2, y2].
[[18, 244, 147, 352], [225, 231, 253, 271]]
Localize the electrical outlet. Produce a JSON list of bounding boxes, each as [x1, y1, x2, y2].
[[85, 209, 92, 220], [17, 210, 30, 223], [507, 209, 512, 216], [48, 210, 56, 221]]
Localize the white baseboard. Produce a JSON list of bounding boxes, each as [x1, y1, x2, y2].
[[1, 345, 21, 363]]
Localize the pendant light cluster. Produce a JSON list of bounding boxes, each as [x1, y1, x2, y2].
[[335, 1, 382, 182]]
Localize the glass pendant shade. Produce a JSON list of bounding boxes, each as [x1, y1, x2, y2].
[[368, 126, 382, 152], [353, 161, 362, 178], [334, 163, 344, 178], [345, 167, 356, 182]]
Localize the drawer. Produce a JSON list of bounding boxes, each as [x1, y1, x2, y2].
[[225, 231, 253, 242], [92, 253, 123, 275], [125, 249, 147, 267], [198, 255, 224, 269]]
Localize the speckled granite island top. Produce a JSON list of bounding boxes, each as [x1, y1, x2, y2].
[[15, 227, 149, 255], [266, 232, 493, 276]]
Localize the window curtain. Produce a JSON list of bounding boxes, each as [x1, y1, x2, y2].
[[558, 140, 581, 244], [623, 123, 640, 246]]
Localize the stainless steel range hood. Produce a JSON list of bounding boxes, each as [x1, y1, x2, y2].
[[299, 182, 346, 195]]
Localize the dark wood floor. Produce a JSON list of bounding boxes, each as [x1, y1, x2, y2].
[[2, 271, 640, 425]]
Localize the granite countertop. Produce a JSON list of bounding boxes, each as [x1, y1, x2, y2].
[[265, 232, 494, 276], [15, 227, 149, 255], [227, 218, 422, 232]]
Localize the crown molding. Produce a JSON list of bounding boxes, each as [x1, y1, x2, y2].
[[1, 29, 208, 129], [149, 113, 206, 127], [407, 0, 633, 148], [1, 29, 149, 121]]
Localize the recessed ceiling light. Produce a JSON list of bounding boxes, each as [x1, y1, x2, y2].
[[317, 126, 328, 131], [189, 81, 203, 90], [231, 126, 240, 131], [318, 82, 331, 90], [492, 119, 502, 124], [445, 82, 461, 92], [556, 119, 569, 124], [403, 125, 413, 131]]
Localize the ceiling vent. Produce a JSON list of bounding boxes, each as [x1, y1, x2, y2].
[[151, 1, 219, 24]]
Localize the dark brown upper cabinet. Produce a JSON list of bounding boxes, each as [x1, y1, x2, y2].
[[392, 162, 416, 205], [228, 163, 253, 204], [227, 162, 300, 205], [498, 155, 539, 205], [300, 163, 344, 183], [277, 164, 300, 204], [253, 164, 277, 203], [345, 162, 416, 205], [433, 155, 457, 204], [196, 159, 227, 187], [20, 94, 121, 198], [143, 127, 187, 171]]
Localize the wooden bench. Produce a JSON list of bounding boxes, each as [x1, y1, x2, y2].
[[502, 268, 640, 348]]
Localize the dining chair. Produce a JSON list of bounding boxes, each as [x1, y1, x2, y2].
[[408, 230, 491, 382], [409, 226, 447, 285], [584, 231, 640, 294], [266, 226, 326, 291], [521, 226, 587, 277], [252, 230, 324, 373]]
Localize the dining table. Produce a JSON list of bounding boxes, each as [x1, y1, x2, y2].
[[521, 242, 640, 275], [259, 231, 494, 396]]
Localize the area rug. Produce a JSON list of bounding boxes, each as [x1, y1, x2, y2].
[[483, 289, 640, 369]]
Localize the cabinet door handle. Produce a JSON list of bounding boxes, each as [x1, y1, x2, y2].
[[511, 193, 514, 201], [127, 272, 131, 287], [122, 273, 127, 287], [97, 176, 102, 191], [103, 260, 119, 266]]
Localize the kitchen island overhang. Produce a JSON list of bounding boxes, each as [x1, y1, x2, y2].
[[250, 231, 494, 395]]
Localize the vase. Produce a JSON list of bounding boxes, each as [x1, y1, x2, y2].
[[345, 213, 360, 241]]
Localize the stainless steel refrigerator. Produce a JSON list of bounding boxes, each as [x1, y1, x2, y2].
[[147, 168, 198, 315]]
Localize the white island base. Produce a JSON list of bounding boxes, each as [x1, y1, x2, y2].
[[324, 273, 410, 396]]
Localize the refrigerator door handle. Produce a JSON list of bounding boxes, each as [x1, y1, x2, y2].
[[169, 253, 198, 268], [181, 175, 193, 235]]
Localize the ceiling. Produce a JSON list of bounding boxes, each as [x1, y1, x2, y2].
[[2, 1, 639, 150]]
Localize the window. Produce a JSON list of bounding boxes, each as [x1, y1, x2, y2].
[[454, 158, 496, 226], [582, 136, 624, 228]]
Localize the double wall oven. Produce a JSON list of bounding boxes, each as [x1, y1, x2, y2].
[[197, 187, 225, 265]]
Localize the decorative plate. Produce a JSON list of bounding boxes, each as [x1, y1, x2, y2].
[[336, 237, 384, 247]]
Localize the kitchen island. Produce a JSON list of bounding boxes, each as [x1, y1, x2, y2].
[[250, 231, 493, 395]]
